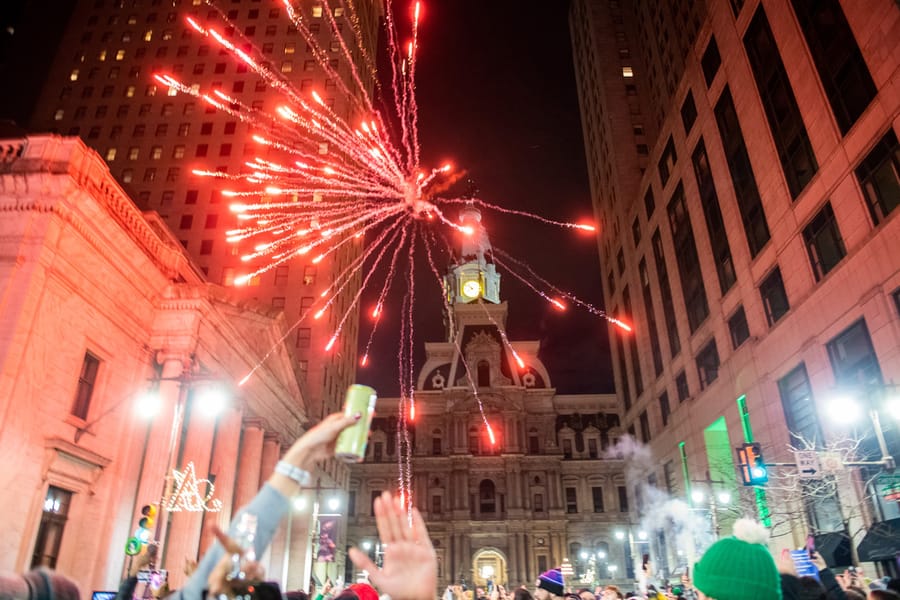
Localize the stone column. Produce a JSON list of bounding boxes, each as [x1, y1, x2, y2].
[[164, 383, 219, 589], [198, 406, 242, 555], [134, 354, 187, 522], [233, 420, 265, 514]]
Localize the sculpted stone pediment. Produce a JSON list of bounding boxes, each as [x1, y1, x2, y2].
[[450, 392, 522, 413]]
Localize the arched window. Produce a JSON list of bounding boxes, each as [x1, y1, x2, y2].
[[479, 479, 496, 513], [477, 360, 490, 387]]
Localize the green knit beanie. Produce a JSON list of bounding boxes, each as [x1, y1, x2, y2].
[[693, 519, 781, 600]]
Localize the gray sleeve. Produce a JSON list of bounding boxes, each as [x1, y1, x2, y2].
[[168, 483, 290, 600]]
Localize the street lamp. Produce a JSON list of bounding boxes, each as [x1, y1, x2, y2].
[[826, 385, 898, 471], [690, 485, 733, 538]]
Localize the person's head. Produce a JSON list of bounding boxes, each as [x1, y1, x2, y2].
[[693, 519, 781, 600], [534, 568, 565, 600], [601, 586, 623, 600], [515, 589, 534, 600], [781, 574, 826, 600], [577, 588, 596, 600], [285, 592, 310, 600]]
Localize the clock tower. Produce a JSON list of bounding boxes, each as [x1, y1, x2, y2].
[[445, 204, 501, 304]]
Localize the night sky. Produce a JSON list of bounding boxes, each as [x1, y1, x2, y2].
[[0, 0, 614, 396], [358, 1, 614, 396]]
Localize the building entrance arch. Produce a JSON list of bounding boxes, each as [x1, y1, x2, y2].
[[472, 547, 508, 589]]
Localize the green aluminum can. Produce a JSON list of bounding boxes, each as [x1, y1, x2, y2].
[[334, 384, 377, 462]]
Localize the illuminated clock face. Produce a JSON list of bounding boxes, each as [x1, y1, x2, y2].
[[462, 280, 481, 299]]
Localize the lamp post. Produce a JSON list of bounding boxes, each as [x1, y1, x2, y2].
[[690, 487, 732, 539], [290, 483, 344, 590], [135, 361, 229, 571], [825, 384, 900, 472]]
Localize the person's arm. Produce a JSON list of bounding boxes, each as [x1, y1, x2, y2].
[[116, 551, 153, 600], [811, 552, 848, 600], [168, 413, 360, 600]]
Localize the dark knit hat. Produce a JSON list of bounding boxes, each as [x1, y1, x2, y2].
[[693, 519, 781, 600], [537, 568, 565, 595], [22, 569, 81, 600]]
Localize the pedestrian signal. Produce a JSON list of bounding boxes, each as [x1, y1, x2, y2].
[[736, 442, 768, 486]]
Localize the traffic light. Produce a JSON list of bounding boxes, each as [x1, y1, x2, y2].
[[736, 442, 768, 486], [125, 504, 157, 555]]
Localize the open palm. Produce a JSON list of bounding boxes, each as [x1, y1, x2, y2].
[[348, 491, 437, 600]]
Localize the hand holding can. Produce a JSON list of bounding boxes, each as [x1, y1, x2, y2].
[[334, 384, 377, 462]]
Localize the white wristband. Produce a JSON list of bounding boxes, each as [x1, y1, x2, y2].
[[275, 460, 312, 487]]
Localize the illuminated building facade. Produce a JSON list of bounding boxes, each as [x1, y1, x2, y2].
[[0, 135, 332, 592], [571, 0, 900, 574], [346, 207, 632, 593]]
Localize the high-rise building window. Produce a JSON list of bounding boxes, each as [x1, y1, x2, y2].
[[622, 287, 643, 397], [592, 487, 605, 513], [658, 136, 677, 187], [744, 6, 818, 199], [185, 190, 198, 204], [615, 331, 631, 412], [179, 215, 193, 230], [639, 410, 651, 443], [528, 429, 539, 454], [659, 392, 671, 427], [30, 486, 73, 569], [431, 495, 441, 515], [791, 0, 876, 135], [695, 339, 720, 389], [715, 87, 770, 257], [728, 306, 750, 349], [663, 461, 677, 494], [274, 266, 289, 286], [827, 319, 882, 387], [778, 362, 823, 448], [803, 202, 846, 281], [681, 91, 697, 134], [632, 218, 641, 247], [652, 230, 680, 357], [565, 487, 578, 513], [644, 187, 655, 218], [667, 183, 709, 332], [71, 352, 101, 420], [701, 36, 721, 86], [200, 239, 213, 255], [639, 259, 663, 376], [760, 267, 789, 326], [296, 328, 311, 349], [534, 493, 544, 512], [675, 371, 689, 403], [480, 480, 497, 514], [303, 266, 317, 285], [616, 248, 625, 275], [854, 130, 900, 226], [692, 138, 736, 294]]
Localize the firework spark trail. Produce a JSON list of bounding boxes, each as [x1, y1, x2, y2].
[[477, 302, 527, 371], [491, 248, 630, 331], [170, 1, 616, 501], [359, 223, 414, 368], [439, 198, 598, 232]]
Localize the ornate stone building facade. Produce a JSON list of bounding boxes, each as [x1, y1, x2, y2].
[[0, 135, 336, 592], [346, 207, 631, 592]]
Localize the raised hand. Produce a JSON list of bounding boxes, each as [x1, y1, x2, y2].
[[348, 491, 437, 600]]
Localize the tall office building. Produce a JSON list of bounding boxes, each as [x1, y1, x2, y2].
[[29, 0, 381, 434], [571, 0, 900, 574]]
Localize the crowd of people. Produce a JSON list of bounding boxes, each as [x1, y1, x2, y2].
[[3, 412, 899, 600]]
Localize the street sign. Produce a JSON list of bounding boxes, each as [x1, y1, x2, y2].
[[819, 452, 843, 473], [795, 450, 821, 479]]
